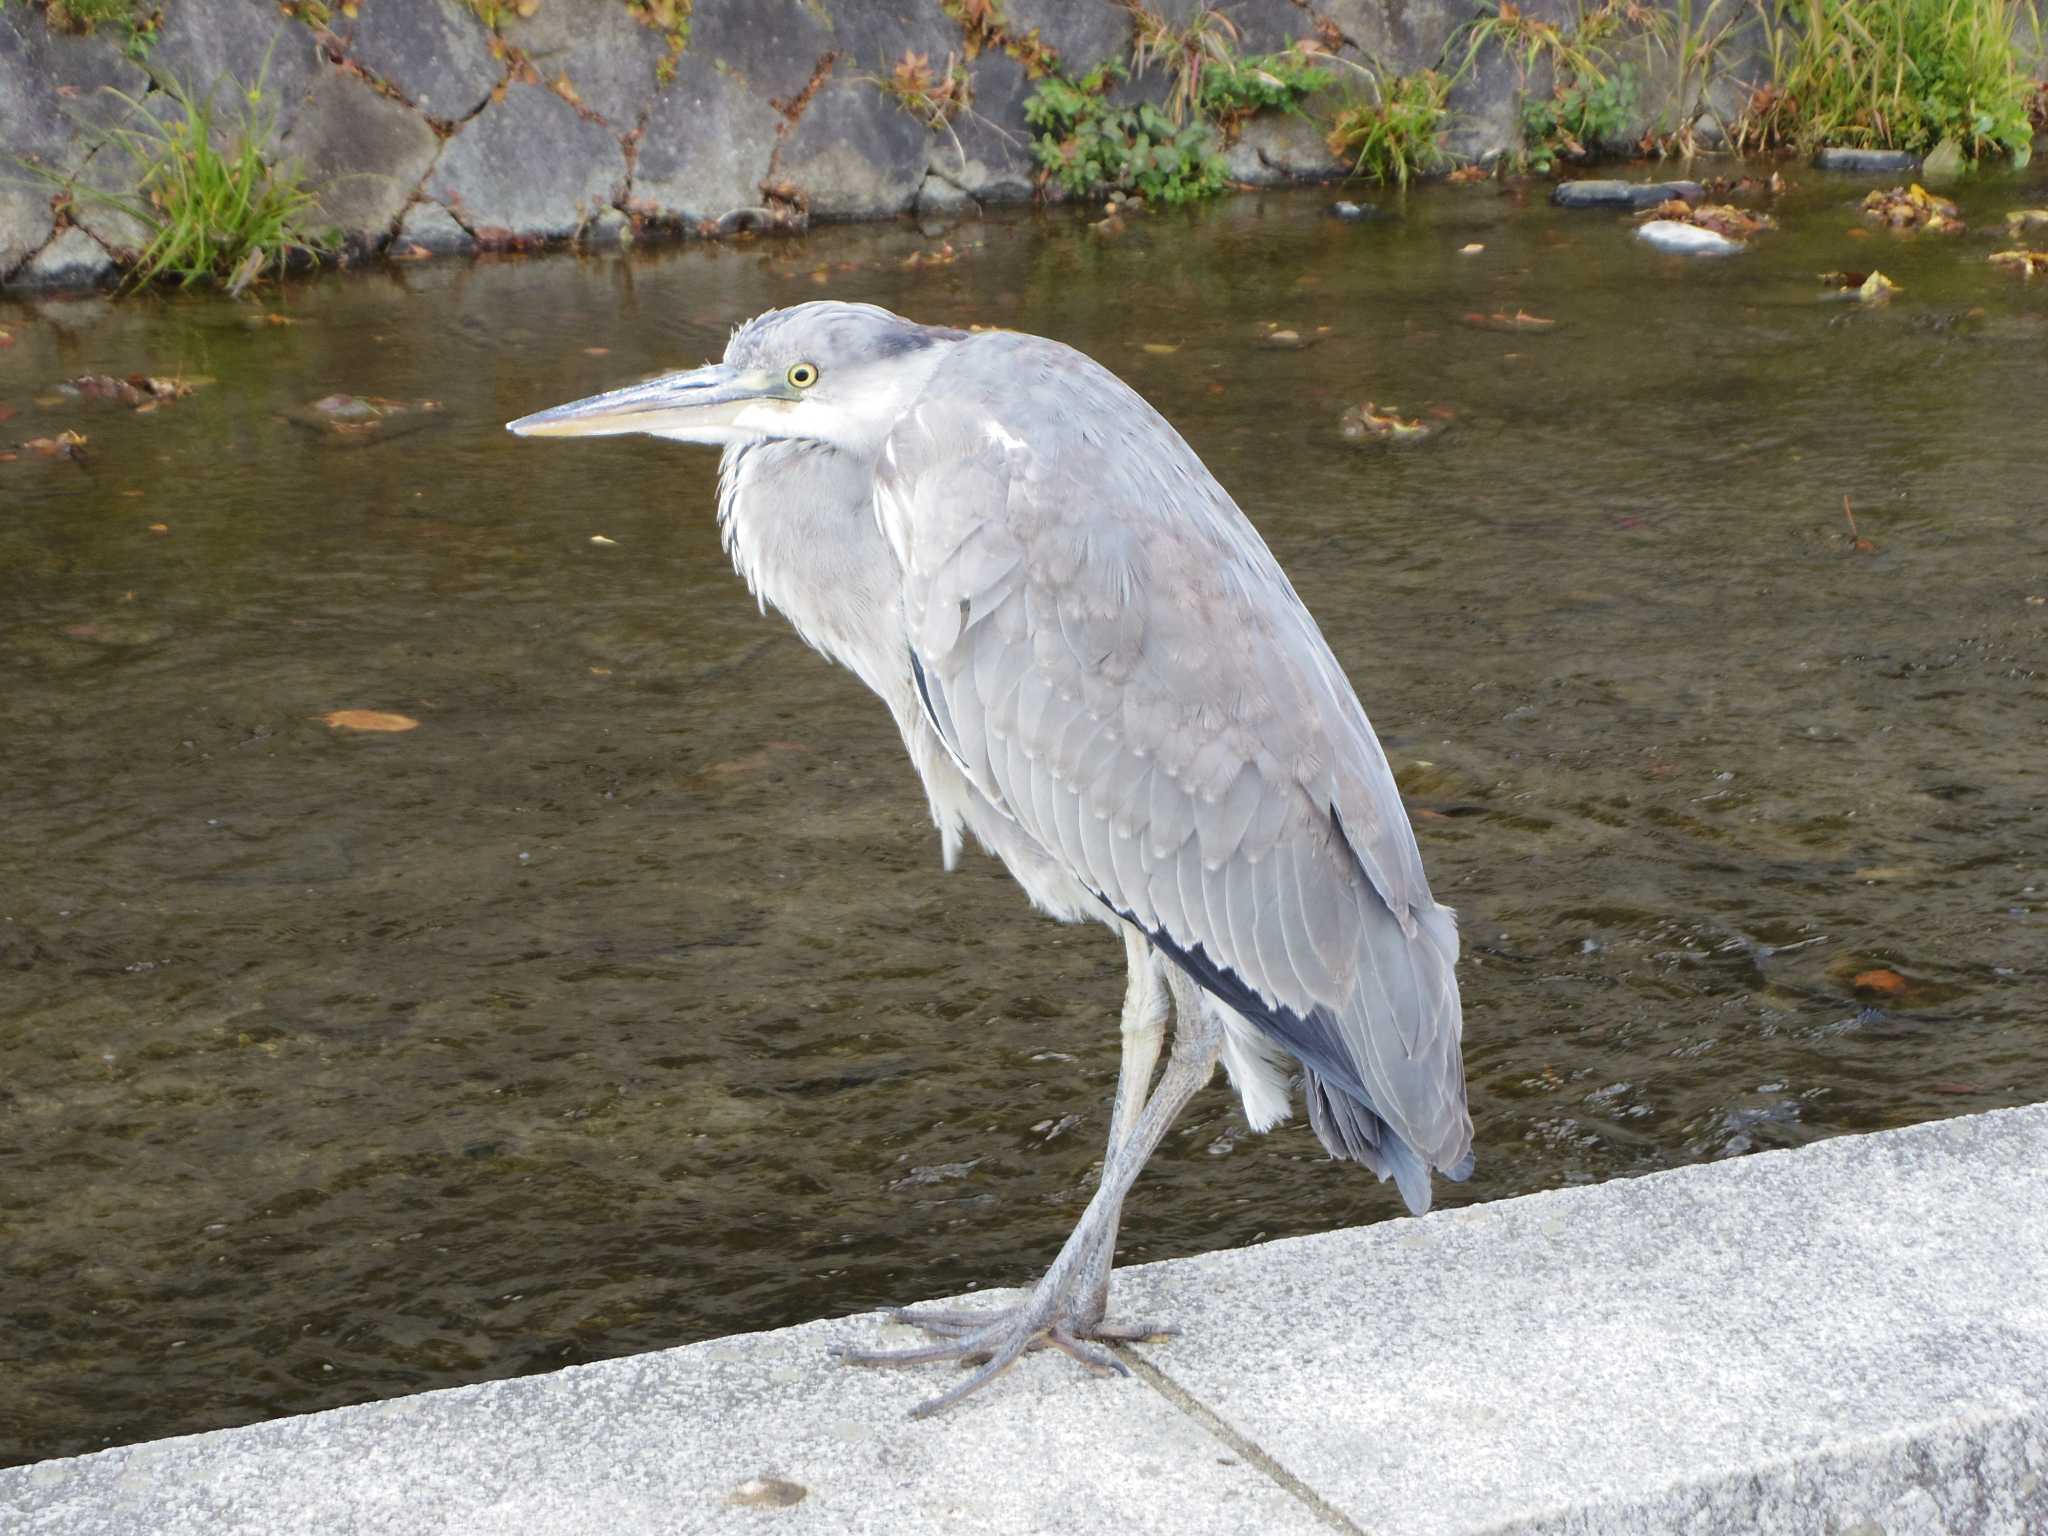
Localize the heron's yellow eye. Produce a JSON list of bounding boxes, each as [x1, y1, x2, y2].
[[786, 362, 819, 389]]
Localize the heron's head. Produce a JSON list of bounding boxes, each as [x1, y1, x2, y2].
[[506, 301, 960, 456]]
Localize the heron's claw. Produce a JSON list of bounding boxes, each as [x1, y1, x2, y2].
[[829, 1301, 1175, 1416]]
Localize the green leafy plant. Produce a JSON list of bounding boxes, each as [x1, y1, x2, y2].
[[1198, 46, 1336, 132], [1520, 61, 1640, 167], [1326, 69, 1451, 185], [1024, 61, 1229, 203], [40, 49, 336, 290], [1736, 0, 2040, 160]]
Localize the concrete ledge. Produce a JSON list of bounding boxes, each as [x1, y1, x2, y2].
[[5, 1106, 2045, 1535]]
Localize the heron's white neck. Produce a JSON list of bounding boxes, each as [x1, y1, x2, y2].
[[716, 439, 912, 718]]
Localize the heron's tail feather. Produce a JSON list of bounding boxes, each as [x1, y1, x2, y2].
[[1303, 1066, 1460, 1215]]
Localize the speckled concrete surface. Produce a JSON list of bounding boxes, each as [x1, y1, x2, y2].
[[1117, 1103, 2048, 1535], [5, 1105, 2044, 1535]]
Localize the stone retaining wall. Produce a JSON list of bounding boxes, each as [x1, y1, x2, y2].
[[5, 0, 2039, 292], [0, 0, 1651, 291]]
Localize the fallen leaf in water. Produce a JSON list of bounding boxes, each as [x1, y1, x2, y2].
[[589, 534, 617, 545], [1459, 242, 1484, 254], [1636, 200, 1775, 239], [58, 373, 211, 410], [21, 430, 88, 461], [147, 522, 169, 534], [1988, 249, 2048, 277], [589, 666, 612, 676], [1844, 226, 1871, 239], [582, 346, 610, 356], [1141, 342, 1180, 354], [0, 328, 13, 347], [1855, 271, 1899, 303], [248, 312, 299, 328], [1339, 402, 1433, 444], [1861, 184, 1963, 234], [1851, 967, 1908, 995], [318, 709, 420, 732], [0, 404, 13, 425], [1447, 164, 1488, 184], [1461, 309, 1557, 333]]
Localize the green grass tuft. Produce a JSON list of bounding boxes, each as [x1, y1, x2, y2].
[[46, 46, 337, 290], [1326, 69, 1451, 186], [1738, 0, 2041, 160]]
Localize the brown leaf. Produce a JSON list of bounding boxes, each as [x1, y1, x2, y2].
[[1851, 967, 1908, 996], [318, 709, 421, 733]]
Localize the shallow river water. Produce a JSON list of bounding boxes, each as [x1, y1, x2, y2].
[[3, 166, 2045, 1463]]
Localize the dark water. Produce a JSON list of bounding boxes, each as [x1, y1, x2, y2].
[[4, 167, 2045, 1465]]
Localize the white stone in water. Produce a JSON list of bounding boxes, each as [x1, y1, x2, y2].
[[1635, 219, 1744, 256]]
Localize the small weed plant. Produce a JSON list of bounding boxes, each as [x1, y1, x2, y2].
[[47, 49, 335, 289], [1326, 69, 1452, 185], [1519, 62, 1639, 168], [41, 0, 160, 58]]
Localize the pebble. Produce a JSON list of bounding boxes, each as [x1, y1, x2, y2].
[[1635, 220, 1744, 256], [1552, 179, 1706, 208]]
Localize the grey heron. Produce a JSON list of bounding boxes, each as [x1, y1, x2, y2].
[[508, 301, 1473, 1417]]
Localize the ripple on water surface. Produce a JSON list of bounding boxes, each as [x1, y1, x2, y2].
[[2, 169, 2045, 1463]]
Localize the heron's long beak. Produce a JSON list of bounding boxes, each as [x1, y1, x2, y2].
[[505, 363, 786, 442]]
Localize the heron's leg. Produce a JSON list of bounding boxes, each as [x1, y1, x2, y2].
[[1071, 929, 1168, 1327], [834, 967, 1220, 1417], [878, 929, 1164, 1339]]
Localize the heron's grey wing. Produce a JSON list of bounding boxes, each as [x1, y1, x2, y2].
[[878, 332, 1471, 1207]]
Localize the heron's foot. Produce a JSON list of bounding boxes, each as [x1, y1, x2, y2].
[[829, 1299, 1176, 1418]]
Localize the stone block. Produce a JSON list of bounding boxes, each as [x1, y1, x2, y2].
[[11, 225, 117, 289], [926, 45, 1037, 203], [0, 9, 147, 173], [428, 82, 625, 240], [330, 0, 502, 123], [0, 182, 60, 281], [498, 0, 670, 129], [633, 53, 781, 227], [805, 0, 959, 75], [286, 66, 444, 244], [683, 0, 836, 104], [1222, 108, 1341, 183], [394, 197, 477, 254], [777, 74, 928, 221], [1000, 0, 1130, 74], [144, 0, 325, 147]]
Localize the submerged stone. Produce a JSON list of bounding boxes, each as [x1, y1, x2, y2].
[[1553, 180, 1706, 208], [1327, 200, 1393, 222], [1635, 219, 1743, 256], [1814, 147, 1919, 173]]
